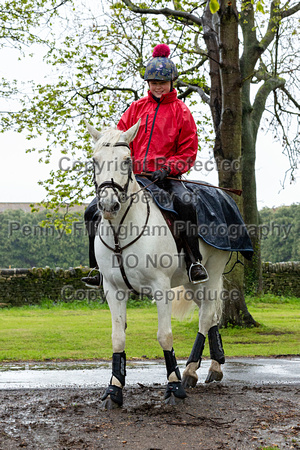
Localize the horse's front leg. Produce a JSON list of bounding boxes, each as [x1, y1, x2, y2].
[[101, 288, 128, 409], [156, 293, 187, 404]]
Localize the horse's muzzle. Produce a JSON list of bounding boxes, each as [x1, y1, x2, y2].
[[98, 198, 121, 219]]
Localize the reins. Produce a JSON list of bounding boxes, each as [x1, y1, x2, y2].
[[141, 172, 242, 196], [94, 141, 152, 295]]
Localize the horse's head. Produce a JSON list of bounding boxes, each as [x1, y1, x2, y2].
[[86, 119, 141, 220]]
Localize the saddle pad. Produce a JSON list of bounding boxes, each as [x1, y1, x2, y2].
[[136, 176, 253, 260]]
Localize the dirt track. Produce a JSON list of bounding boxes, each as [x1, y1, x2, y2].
[[0, 383, 299, 449]]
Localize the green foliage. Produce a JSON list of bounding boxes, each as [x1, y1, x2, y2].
[[1, 0, 213, 215], [209, 0, 220, 14], [0, 0, 71, 51], [0, 209, 88, 269], [246, 293, 299, 305], [0, 0, 299, 224], [2, 202, 297, 270], [259, 204, 300, 262], [259, 447, 281, 450]]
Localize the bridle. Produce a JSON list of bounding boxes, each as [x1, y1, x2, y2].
[[92, 141, 150, 295], [93, 142, 133, 203]]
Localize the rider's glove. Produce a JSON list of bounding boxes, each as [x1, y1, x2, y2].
[[151, 166, 171, 182]]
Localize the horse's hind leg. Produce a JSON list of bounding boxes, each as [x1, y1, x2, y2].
[[182, 303, 225, 388], [205, 325, 225, 383], [181, 292, 218, 388], [156, 295, 187, 403], [182, 251, 228, 388], [182, 330, 205, 388], [101, 288, 128, 409]]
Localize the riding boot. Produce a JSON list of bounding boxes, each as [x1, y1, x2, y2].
[[183, 235, 209, 284], [81, 198, 103, 288], [81, 235, 103, 287], [165, 180, 209, 284]]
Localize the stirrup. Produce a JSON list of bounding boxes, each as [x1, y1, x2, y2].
[[81, 268, 102, 288], [188, 262, 209, 284]]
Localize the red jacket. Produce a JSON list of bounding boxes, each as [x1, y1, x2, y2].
[[117, 89, 198, 176]]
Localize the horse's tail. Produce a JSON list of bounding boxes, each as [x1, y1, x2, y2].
[[171, 286, 197, 321], [171, 282, 224, 323]]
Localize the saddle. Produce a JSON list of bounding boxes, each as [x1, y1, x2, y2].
[[136, 175, 253, 260], [159, 208, 183, 254]]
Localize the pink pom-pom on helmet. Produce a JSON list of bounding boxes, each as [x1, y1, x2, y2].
[[152, 44, 171, 58]]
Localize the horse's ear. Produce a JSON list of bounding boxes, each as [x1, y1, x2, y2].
[[122, 119, 141, 144], [84, 120, 102, 143]]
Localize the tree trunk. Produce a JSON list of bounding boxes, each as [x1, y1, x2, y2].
[[241, 111, 263, 294], [204, 1, 257, 327], [220, 263, 259, 328], [239, 1, 286, 294]]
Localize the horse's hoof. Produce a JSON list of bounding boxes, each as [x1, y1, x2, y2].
[[101, 396, 121, 410], [205, 369, 223, 383], [164, 381, 187, 401], [165, 393, 185, 405], [101, 385, 123, 407], [182, 374, 198, 388]]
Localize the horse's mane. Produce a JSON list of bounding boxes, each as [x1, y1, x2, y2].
[[93, 127, 123, 156]]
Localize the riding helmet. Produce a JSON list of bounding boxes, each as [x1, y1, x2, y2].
[[144, 44, 178, 82]]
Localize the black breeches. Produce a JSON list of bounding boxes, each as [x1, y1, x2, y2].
[[157, 179, 202, 262], [84, 197, 99, 237], [164, 179, 199, 235]]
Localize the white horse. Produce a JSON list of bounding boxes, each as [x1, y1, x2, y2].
[[86, 119, 230, 408]]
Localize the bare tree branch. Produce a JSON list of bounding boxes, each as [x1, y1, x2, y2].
[[252, 76, 286, 139], [260, 2, 300, 53], [179, 56, 207, 76], [121, 0, 202, 27], [176, 79, 209, 103], [280, 86, 300, 111], [281, 2, 300, 19], [81, 85, 140, 102]]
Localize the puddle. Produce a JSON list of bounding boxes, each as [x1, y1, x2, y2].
[[0, 358, 299, 389]]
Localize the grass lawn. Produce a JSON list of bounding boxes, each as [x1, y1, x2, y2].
[[0, 295, 299, 362]]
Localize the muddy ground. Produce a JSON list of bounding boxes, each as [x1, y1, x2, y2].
[[0, 383, 299, 450]]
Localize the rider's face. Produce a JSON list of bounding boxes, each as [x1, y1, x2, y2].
[[148, 80, 171, 98]]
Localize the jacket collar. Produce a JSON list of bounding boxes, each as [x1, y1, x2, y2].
[[148, 89, 178, 104]]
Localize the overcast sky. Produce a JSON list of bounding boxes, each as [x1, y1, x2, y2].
[[0, 47, 298, 210]]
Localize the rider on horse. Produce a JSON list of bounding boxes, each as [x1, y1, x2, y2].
[[82, 43, 208, 287]]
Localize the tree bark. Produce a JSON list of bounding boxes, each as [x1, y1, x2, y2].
[[240, 1, 287, 294], [205, 0, 257, 327]]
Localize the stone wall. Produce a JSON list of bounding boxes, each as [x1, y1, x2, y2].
[[0, 262, 299, 307], [262, 261, 300, 297], [0, 267, 104, 307], [0, 202, 88, 213]]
